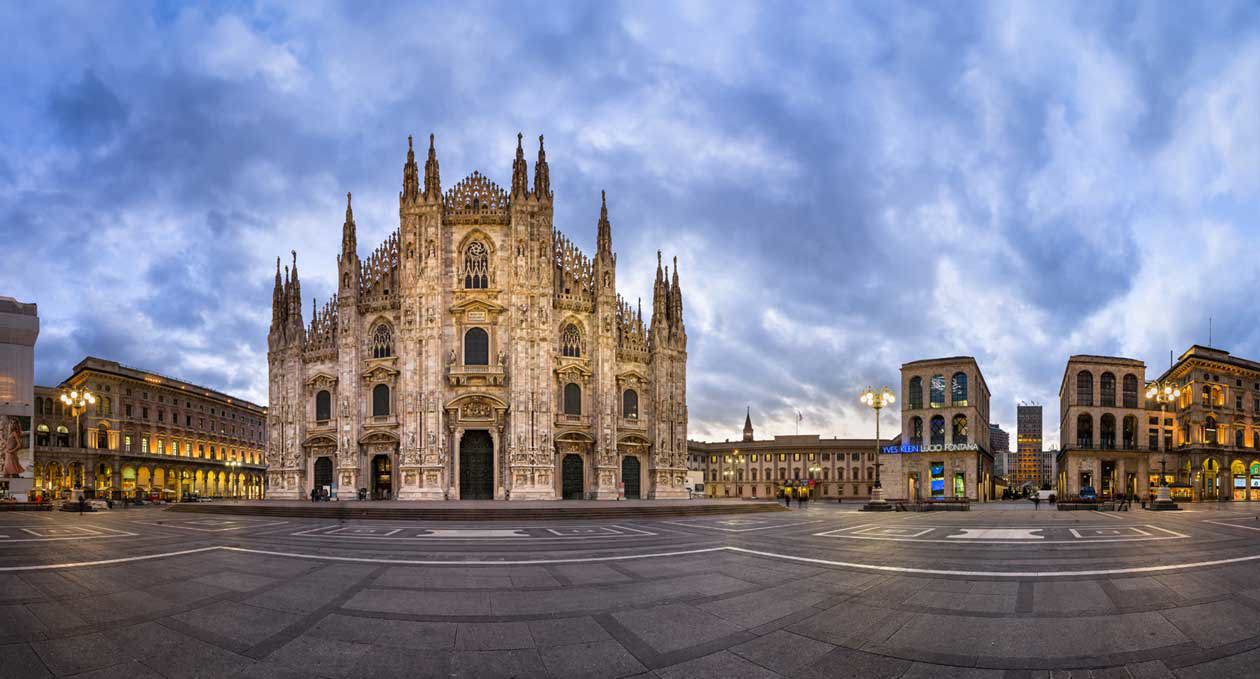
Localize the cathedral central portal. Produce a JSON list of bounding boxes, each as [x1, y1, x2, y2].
[[266, 133, 689, 501]]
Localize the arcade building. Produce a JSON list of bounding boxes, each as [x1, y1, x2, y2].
[[1057, 345, 1260, 502], [30, 357, 267, 501]]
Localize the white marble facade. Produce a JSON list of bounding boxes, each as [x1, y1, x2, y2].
[[267, 134, 688, 501]]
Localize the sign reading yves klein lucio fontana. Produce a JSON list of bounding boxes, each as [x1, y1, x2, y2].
[[882, 442, 979, 454]]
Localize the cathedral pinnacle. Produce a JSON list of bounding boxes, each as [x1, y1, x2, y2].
[[533, 134, 550, 198], [511, 132, 529, 198], [596, 190, 612, 256], [743, 406, 754, 442], [271, 256, 284, 327], [402, 135, 419, 202], [341, 192, 357, 260], [424, 133, 441, 199]]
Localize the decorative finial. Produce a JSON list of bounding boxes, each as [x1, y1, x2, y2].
[[408, 135, 413, 150], [539, 134, 544, 150], [517, 132, 523, 149], [429, 133, 435, 150], [601, 190, 606, 208]]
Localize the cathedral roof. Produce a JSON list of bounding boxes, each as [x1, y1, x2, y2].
[[444, 171, 509, 222]]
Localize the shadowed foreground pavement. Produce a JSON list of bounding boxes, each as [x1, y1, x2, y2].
[[2, 501, 1260, 677]]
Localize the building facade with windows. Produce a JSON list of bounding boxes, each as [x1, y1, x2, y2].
[[30, 357, 267, 501], [1147, 346, 1260, 502], [1055, 355, 1154, 500], [1013, 403, 1044, 488], [989, 423, 1010, 476], [688, 411, 882, 499], [267, 134, 689, 501], [885, 356, 994, 502]]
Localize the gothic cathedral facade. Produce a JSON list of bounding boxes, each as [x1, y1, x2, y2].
[[266, 134, 689, 501]]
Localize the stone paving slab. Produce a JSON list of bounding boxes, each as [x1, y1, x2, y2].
[[2, 505, 1260, 676]]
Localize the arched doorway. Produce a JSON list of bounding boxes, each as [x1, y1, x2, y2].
[[1203, 458, 1220, 500], [562, 454, 584, 500], [313, 456, 333, 493], [621, 456, 641, 499], [460, 430, 494, 500], [371, 454, 392, 500]]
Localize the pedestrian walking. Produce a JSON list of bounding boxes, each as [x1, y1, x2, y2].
[[1032, 495, 1040, 510]]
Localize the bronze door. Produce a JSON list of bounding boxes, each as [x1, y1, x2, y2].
[[621, 456, 640, 499], [460, 431, 494, 500], [562, 454, 584, 500]]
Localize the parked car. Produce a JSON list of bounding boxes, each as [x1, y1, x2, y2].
[[1079, 486, 1098, 501]]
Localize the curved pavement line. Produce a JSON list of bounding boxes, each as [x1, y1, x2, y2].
[[6, 543, 1260, 577], [725, 546, 1260, 577], [0, 546, 221, 572], [217, 545, 730, 565]]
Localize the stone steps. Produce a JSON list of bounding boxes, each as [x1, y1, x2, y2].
[[164, 501, 787, 521]]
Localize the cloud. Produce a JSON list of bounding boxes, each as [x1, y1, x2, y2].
[[1, 0, 1258, 449]]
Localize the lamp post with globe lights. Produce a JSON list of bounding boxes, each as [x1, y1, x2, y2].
[[1144, 380, 1181, 510], [59, 387, 95, 500], [226, 459, 242, 499], [861, 386, 896, 511], [59, 388, 95, 450]]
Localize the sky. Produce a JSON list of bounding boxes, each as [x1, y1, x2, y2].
[[2, 1, 1258, 449]]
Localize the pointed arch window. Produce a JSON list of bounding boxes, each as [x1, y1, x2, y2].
[[464, 328, 489, 365], [1205, 416, 1217, 444], [315, 390, 331, 422], [561, 324, 582, 358], [372, 384, 390, 417], [622, 389, 639, 419], [564, 383, 582, 415], [463, 241, 489, 289], [908, 377, 923, 409], [372, 324, 393, 359], [950, 372, 968, 406]]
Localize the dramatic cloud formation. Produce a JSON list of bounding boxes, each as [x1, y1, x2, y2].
[[2, 1, 1258, 448]]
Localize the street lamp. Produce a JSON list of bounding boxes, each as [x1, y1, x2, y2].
[[226, 459, 242, 499], [1145, 380, 1181, 510], [59, 388, 96, 450], [860, 386, 895, 511]]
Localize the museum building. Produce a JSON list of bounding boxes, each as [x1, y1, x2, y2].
[[267, 134, 689, 501], [1056, 345, 1260, 502], [30, 357, 267, 501], [881, 356, 996, 502]]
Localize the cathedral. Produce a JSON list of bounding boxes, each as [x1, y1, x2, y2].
[[266, 134, 689, 501]]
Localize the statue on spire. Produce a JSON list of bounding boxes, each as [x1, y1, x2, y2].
[[424, 133, 441, 200], [402, 135, 419, 202], [533, 134, 550, 198], [511, 132, 529, 198]]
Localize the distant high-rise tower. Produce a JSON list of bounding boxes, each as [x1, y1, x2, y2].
[[1016, 404, 1043, 487]]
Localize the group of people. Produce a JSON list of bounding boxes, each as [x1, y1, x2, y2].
[[778, 487, 812, 507]]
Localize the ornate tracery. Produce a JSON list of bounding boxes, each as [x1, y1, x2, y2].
[[463, 241, 489, 289], [561, 323, 582, 357]]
